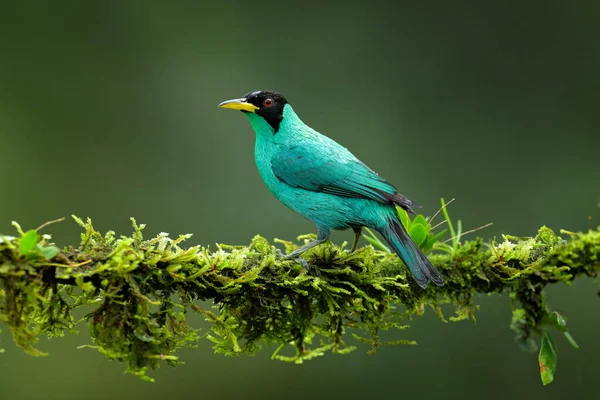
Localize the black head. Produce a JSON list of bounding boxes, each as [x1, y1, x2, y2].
[[218, 90, 288, 133]]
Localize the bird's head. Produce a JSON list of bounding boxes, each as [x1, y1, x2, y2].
[[218, 90, 289, 133]]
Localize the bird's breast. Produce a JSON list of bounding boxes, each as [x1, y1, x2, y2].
[[253, 138, 311, 218], [254, 138, 282, 193]]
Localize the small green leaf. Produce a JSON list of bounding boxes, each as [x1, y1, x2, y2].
[[421, 238, 434, 252], [539, 331, 557, 385], [40, 246, 60, 260], [412, 214, 429, 229], [563, 332, 579, 349], [547, 311, 568, 332], [408, 223, 428, 247], [430, 229, 447, 243], [421, 229, 448, 252], [19, 230, 39, 256], [396, 207, 410, 229]]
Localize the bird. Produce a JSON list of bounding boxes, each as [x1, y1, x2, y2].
[[218, 90, 444, 288]]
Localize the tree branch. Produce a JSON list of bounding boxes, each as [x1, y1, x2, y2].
[[0, 216, 598, 382]]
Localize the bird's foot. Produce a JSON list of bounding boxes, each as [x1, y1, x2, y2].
[[275, 248, 311, 271]]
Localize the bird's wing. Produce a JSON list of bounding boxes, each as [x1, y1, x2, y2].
[[271, 138, 418, 212]]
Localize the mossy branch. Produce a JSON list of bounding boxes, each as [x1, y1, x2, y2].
[[0, 216, 598, 383]]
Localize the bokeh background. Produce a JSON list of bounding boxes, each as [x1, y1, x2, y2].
[[1, 1, 599, 399]]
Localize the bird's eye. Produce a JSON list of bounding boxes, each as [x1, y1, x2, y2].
[[263, 98, 273, 108]]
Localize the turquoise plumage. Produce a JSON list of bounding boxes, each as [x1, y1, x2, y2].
[[218, 91, 444, 288]]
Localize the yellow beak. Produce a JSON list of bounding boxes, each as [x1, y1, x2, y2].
[[218, 98, 259, 113]]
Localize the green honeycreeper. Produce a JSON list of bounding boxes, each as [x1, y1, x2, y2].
[[218, 91, 443, 288]]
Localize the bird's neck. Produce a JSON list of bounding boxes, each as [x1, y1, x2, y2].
[[246, 105, 307, 140], [279, 105, 308, 136]]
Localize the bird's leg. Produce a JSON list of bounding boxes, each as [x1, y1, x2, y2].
[[350, 227, 362, 253], [284, 228, 330, 260]]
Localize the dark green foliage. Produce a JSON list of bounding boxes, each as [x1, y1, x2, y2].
[[0, 216, 598, 383]]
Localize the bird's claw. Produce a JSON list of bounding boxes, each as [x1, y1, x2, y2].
[[275, 248, 311, 271], [295, 257, 311, 271], [275, 248, 287, 258]]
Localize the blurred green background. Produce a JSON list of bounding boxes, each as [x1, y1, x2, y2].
[[0, 1, 599, 399]]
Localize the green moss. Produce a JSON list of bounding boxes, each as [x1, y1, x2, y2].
[[0, 217, 598, 382]]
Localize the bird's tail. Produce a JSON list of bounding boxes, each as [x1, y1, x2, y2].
[[378, 216, 444, 289]]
